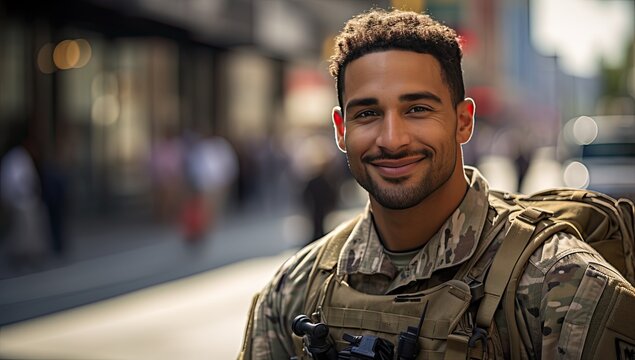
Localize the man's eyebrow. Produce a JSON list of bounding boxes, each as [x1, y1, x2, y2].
[[345, 97, 378, 113], [399, 92, 442, 104]]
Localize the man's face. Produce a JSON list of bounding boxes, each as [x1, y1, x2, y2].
[[333, 50, 471, 210]]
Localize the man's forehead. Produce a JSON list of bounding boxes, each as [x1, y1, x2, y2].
[[341, 50, 448, 102]]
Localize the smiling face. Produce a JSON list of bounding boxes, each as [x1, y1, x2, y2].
[[333, 50, 474, 210]]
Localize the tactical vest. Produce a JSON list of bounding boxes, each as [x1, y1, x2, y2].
[[304, 275, 487, 359], [291, 188, 635, 360]]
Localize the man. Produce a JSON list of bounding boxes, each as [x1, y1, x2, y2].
[[239, 9, 634, 359]]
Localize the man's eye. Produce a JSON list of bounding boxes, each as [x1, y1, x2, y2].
[[357, 110, 378, 118], [407, 105, 431, 113]]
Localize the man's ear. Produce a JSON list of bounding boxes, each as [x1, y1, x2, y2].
[[456, 98, 475, 144], [332, 106, 346, 153]]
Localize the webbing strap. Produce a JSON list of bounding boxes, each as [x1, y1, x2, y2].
[[475, 209, 541, 330], [419, 350, 450, 360], [316, 215, 362, 271], [445, 334, 470, 360], [325, 307, 452, 339], [303, 215, 362, 319]]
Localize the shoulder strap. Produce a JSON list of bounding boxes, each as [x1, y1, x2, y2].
[[475, 207, 576, 360], [303, 214, 362, 316], [292, 215, 362, 358]]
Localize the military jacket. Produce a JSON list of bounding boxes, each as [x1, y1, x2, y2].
[[240, 168, 628, 359]]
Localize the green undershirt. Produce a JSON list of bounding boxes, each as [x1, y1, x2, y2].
[[383, 247, 422, 271]]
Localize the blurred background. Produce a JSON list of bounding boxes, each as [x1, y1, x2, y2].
[[0, 0, 633, 358]]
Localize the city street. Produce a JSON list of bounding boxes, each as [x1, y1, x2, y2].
[[0, 251, 292, 359], [0, 209, 313, 359]]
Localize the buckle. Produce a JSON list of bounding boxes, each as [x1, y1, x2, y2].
[[468, 281, 484, 303], [516, 207, 553, 225]]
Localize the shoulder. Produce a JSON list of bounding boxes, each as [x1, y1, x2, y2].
[[516, 231, 627, 317], [515, 232, 633, 357], [529, 232, 634, 357], [257, 213, 363, 313], [247, 236, 330, 358], [521, 231, 627, 293], [257, 214, 360, 309], [527, 232, 621, 276], [261, 237, 325, 302], [517, 232, 614, 316]]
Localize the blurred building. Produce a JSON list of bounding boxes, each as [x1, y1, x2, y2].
[[0, 0, 383, 221], [0, 0, 632, 221]]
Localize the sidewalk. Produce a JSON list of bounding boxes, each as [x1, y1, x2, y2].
[[0, 210, 302, 325], [0, 251, 293, 359]]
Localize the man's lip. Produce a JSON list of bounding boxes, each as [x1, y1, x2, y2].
[[369, 156, 426, 178], [370, 156, 425, 168]]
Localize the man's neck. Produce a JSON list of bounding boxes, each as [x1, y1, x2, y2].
[[370, 165, 469, 252]]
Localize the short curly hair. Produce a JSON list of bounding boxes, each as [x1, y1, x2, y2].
[[329, 9, 465, 108]]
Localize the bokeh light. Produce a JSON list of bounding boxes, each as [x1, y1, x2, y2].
[[572, 116, 598, 145], [53, 40, 80, 69], [52, 39, 92, 70], [91, 94, 120, 125], [563, 161, 590, 189], [74, 39, 92, 68], [36, 43, 56, 74]]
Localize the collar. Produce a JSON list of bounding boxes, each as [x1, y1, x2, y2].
[[336, 166, 491, 287]]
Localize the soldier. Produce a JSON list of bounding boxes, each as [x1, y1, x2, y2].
[[238, 8, 635, 360]]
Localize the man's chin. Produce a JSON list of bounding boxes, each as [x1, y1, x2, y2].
[[371, 194, 422, 210], [381, 175, 410, 185], [367, 182, 428, 210]]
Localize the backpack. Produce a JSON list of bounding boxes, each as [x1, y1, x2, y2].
[[300, 187, 635, 359], [488, 188, 635, 283], [473, 188, 635, 359]]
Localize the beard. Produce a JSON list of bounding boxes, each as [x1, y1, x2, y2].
[[349, 146, 457, 210]]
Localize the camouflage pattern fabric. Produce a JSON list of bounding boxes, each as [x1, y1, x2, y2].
[[239, 168, 631, 359], [514, 232, 624, 360]]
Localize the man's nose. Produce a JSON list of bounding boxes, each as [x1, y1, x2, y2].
[[375, 111, 411, 151]]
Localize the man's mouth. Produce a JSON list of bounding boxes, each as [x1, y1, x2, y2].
[[369, 156, 426, 177]]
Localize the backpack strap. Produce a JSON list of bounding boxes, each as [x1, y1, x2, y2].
[[444, 208, 511, 360], [304, 214, 362, 311], [502, 218, 579, 359], [475, 206, 577, 360], [292, 215, 362, 358], [475, 208, 550, 329]]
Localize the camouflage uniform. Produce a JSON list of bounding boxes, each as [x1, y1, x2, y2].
[[240, 168, 629, 359]]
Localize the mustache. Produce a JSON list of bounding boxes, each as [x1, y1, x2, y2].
[[362, 149, 432, 163]]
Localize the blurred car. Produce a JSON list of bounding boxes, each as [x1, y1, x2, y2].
[[559, 115, 635, 200]]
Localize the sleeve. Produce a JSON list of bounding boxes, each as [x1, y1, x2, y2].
[[515, 232, 632, 360], [238, 245, 318, 360]]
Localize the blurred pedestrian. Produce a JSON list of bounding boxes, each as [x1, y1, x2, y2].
[[0, 121, 49, 272], [301, 165, 338, 243], [149, 125, 186, 223], [297, 135, 340, 243], [182, 130, 238, 242], [40, 156, 68, 256], [40, 124, 72, 257]]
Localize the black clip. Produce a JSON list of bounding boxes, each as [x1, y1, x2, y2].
[[468, 327, 488, 348], [468, 281, 484, 303]]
